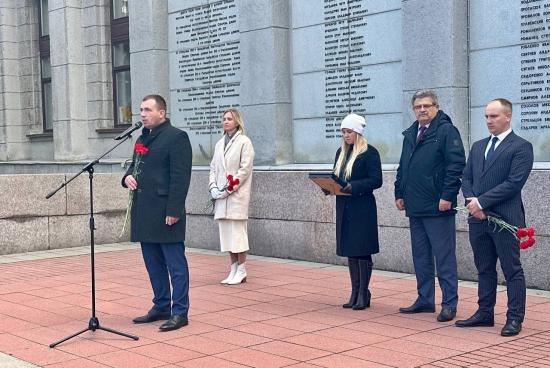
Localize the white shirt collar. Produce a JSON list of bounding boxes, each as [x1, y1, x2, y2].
[[492, 127, 512, 142]]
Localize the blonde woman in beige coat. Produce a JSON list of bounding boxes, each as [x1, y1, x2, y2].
[[209, 108, 255, 284]]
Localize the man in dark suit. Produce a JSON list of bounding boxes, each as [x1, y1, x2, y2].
[[395, 89, 465, 322], [456, 98, 533, 336], [122, 94, 192, 331]]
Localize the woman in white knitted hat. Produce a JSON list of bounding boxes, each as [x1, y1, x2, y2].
[[331, 113, 382, 310], [209, 108, 255, 285]]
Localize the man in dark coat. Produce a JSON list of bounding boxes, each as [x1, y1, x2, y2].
[[394, 89, 465, 322], [122, 94, 192, 331], [456, 98, 533, 337]]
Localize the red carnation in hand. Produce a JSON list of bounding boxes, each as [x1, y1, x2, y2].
[[134, 143, 149, 155], [226, 174, 240, 192], [454, 206, 536, 251], [516, 228, 528, 238], [121, 142, 150, 235], [519, 237, 535, 250]]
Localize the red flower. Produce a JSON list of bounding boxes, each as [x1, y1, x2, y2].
[[134, 143, 149, 155], [516, 228, 528, 238], [226, 174, 240, 192], [455, 207, 536, 251], [121, 142, 149, 235], [519, 237, 536, 249]]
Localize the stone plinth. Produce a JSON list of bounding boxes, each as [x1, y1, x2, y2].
[[1, 167, 549, 289]]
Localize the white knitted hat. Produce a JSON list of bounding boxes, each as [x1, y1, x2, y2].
[[340, 113, 366, 136]]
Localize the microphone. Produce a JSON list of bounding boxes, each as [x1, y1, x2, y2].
[[114, 121, 143, 140]]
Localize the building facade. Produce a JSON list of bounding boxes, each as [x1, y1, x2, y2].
[[1, 0, 549, 288]]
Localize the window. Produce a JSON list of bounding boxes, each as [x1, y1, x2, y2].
[[39, 0, 49, 36], [112, 0, 129, 19], [41, 57, 53, 131], [113, 41, 131, 124], [111, 1, 131, 126], [38, 0, 52, 132]]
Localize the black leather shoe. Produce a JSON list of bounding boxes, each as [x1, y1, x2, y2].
[[455, 313, 494, 327], [159, 315, 188, 332], [437, 307, 457, 322], [133, 309, 171, 324], [501, 320, 522, 336], [399, 303, 435, 314]]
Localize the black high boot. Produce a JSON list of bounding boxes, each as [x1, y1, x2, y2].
[[343, 258, 360, 308], [353, 259, 373, 310]]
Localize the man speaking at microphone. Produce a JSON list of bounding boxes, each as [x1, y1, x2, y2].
[[122, 94, 192, 331]]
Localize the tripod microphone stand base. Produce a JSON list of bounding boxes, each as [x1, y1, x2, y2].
[[46, 133, 140, 349], [49, 317, 139, 348]]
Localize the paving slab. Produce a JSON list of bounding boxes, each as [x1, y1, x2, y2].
[[0, 243, 550, 368]]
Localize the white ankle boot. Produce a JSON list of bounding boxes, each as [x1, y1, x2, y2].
[[221, 262, 238, 284], [228, 263, 247, 284]]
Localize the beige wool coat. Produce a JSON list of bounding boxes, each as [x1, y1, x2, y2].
[[208, 131, 254, 220]]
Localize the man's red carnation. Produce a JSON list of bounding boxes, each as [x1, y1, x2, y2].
[[134, 143, 149, 155], [516, 228, 528, 238]]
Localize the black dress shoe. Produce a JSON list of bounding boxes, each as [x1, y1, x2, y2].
[[133, 309, 171, 324], [501, 320, 522, 336], [455, 313, 494, 327], [399, 303, 435, 314], [437, 307, 457, 322], [159, 315, 188, 332]]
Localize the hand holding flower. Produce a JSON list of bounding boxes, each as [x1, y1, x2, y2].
[[124, 175, 137, 190], [204, 174, 240, 214], [472, 210, 486, 220], [226, 175, 240, 192], [456, 206, 536, 250], [120, 142, 149, 236], [210, 187, 226, 199], [465, 197, 482, 215]]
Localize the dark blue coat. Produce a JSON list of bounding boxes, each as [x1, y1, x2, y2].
[[394, 110, 465, 217], [335, 145, 383, 257], [122, 119, 192, 243]]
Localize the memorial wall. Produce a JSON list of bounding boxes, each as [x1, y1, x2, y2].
[[169, 0, 240, 165], [167, 0, 549, 166], [292, 0, 402, 164], [470, 0, 550, 161]]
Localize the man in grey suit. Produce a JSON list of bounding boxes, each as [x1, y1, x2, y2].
[[456, 98, 534, 336]]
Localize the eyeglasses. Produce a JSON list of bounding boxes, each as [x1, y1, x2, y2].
[[413, 104, 436, 110]]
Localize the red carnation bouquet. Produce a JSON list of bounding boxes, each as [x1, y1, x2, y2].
[[121, 142, 149, 236], [226, 174, 240, 191], [515, 226, 536, 250], [203, 174, 240, 214], [456, 207, 536, 250]]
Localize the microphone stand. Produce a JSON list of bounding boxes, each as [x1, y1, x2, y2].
[[47, 131, 139, 348]]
